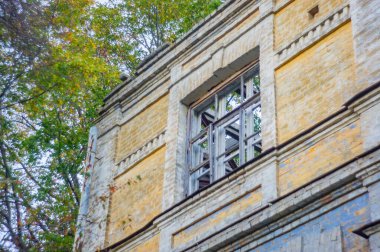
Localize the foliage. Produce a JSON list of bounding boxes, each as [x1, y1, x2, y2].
[[0, 0, 222, 250], [118, 0, 223, 54]]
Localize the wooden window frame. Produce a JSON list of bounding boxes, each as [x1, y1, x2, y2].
[[187, 61, 262, 193]]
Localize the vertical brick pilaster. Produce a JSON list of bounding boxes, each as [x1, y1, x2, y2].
[[350, 0, 380, 88], [161, 82, 189, 210], [84, 126, 119, 250], [74, 126, 98, 251], [259, 1, 277, 150], [365, 175, 380, 222], [358, 165, 380, 251], [369, 231, 380, 252], [361, 103, 380, 151], [79, 108, 121, 251]]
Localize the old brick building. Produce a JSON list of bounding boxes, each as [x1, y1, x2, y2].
[[74, 0, 380, 251]]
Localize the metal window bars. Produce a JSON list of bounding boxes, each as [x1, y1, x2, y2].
[[188, 64, 261, 193]]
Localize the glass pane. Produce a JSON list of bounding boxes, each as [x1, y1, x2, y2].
[[191, 134, 209, 168], [243, 65, 260, 99]]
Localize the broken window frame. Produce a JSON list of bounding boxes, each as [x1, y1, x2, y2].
[[187, 62, 262, 194]]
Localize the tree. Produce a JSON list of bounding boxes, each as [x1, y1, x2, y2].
[[0, 0, 222, 250], [117, 0, 223, 54]]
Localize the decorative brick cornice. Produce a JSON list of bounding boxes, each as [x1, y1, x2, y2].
[[114, 130, 166, 178], [275, 4, 351, 69]]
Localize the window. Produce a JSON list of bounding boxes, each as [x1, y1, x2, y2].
[[187, 63, 262, 193]]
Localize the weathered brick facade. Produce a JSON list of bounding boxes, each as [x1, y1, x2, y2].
[[74, 0, 380, 251]]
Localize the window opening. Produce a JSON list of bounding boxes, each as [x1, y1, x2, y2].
[[188, 63, 262, 193]]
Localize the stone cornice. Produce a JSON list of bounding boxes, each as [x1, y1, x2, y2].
[[203, 182, 367, 252], [114, 130, 166, 179], [275, 4, 351, 69], [353, 220, 380, 239], [109, 146, 380, 252]]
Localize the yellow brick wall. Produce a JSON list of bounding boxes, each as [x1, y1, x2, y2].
[[104, 1, 367, 249], [172, 188, 262, 248], [116, 94, 168, 163], [276, 23, 356, 143], [131, 234, 159, 252], [107, 146, 166, 245], [275, 0, 346, 50], [278, 121, 362, 196]]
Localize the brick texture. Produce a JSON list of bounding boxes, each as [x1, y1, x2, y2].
[[75, 0, 380, 251], [276, 23, 356, 143], [132, 235, 159, 252], [278, 121, 362, 196], [275, 0, 346, 50], [172, 188, 263, 248], [107, 146, 166, 245], [116, 95, 168, 163]]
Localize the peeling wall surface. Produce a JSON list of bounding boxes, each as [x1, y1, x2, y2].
[[74, 0, 380, 251]]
